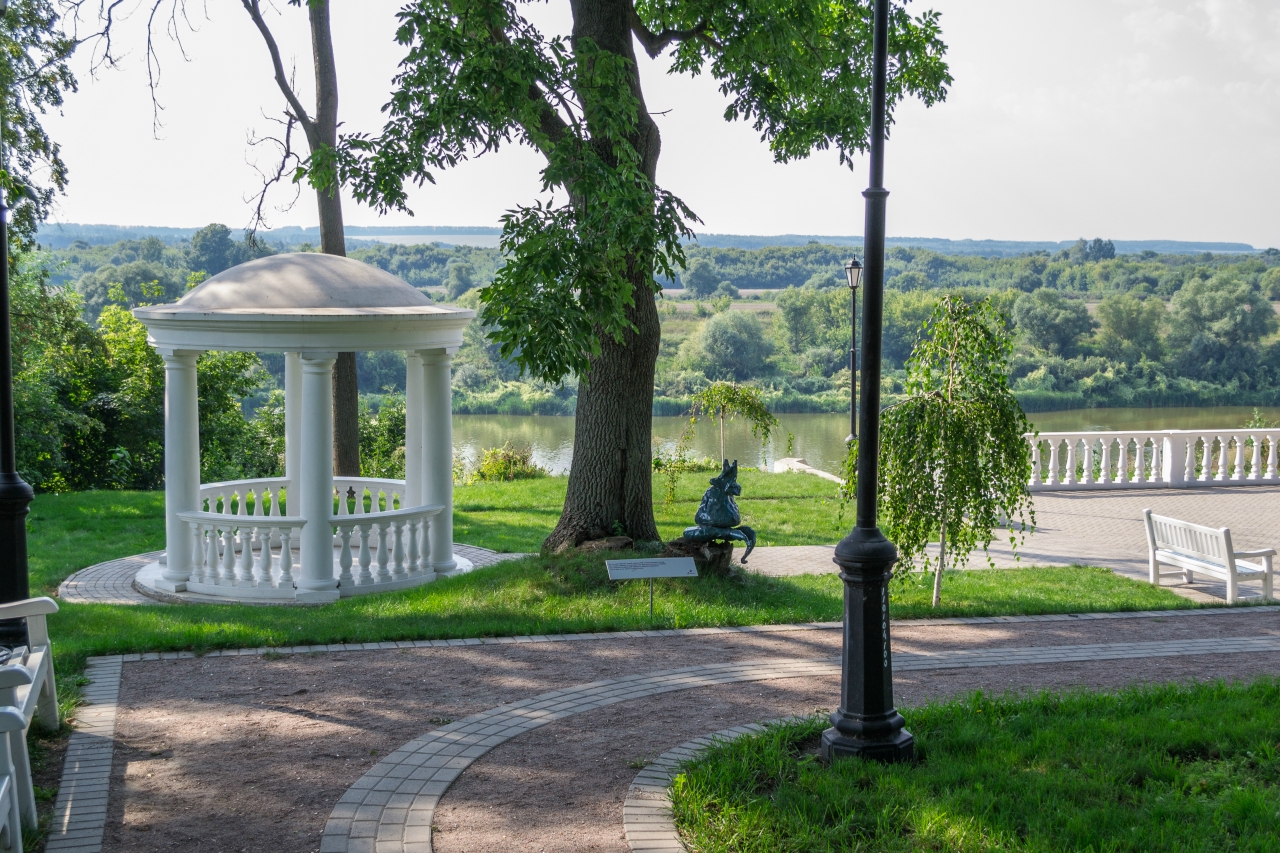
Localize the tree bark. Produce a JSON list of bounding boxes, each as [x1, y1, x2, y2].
[[544, 0, 664, 550], [308, 2, 360, 477]]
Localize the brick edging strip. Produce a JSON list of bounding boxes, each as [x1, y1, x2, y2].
[[624, 722, 777, 852]]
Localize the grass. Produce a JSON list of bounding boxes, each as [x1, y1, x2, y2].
[[671, 679, 1280, 852], [28, 482, 1196, 677]]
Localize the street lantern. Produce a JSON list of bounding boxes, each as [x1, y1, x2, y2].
[[0, 0, 35, 647], [819, 0, 915, 765], [845, 258, 861, 442]]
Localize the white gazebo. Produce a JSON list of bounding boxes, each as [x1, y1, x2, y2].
[[133, 253, 474, 603]]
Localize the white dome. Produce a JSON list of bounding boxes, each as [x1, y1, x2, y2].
[[178, 252, 433, 312]]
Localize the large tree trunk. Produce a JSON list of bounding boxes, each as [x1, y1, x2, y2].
[[544, 0, 664, 550], [307, 1, 360, 477]]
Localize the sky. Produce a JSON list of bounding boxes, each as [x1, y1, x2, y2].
[[43, 0, 1280, 247]]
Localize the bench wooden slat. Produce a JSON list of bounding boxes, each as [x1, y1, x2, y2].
[[1143, 509, 1275, 604]]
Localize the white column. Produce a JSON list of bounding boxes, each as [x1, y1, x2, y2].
[[158, 349, 201, 591], [404, 352, 425, 506], [284, 351, 302, 501], [297, 353, 341, 602], [421, 349, 457, 574]]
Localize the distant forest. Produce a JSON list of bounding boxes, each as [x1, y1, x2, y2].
[[32, 222, 1280, 419]]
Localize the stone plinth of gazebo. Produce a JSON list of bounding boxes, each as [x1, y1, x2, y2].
[[133, 253, 474, 603]]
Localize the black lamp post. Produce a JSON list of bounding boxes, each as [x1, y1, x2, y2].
[[820, 0, 914, 764], [844, 257, 861, 442], [0, 0, 34, 647]]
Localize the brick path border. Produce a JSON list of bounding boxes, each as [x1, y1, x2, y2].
[[43, 604, 1280, 852], [624, 722, 774, 852]]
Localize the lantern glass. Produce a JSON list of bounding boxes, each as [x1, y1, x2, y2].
[[845, 258, 862, 290]]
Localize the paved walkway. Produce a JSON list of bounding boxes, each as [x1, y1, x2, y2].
[[57, 544, 527, 605], [48, 607, 1280, 853]]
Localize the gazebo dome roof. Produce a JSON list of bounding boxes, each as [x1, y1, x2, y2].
[[181, 252, 434, 312], [134, 252, 473, 354]]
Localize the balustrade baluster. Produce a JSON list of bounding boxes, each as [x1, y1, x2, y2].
[[337, 485, 348, 516], [355, 487, 367, 515], [238, 525, 255, 585], [1216, 435, 1228, 481], [1065, 441, 1077, 485], [255, 526, 275, 587], [205, 525, 221, 583], [189, 522, 206, 583], [1116, 440, 1128, 484], [1267, 434, 1278, 480], [279, 529, 295, 588], [1232, 434, 1244, 480], [1081, 440, 1094, 484], [1029, 441, 1041, 486], [1249, 433, 1262, 481], [1100, 440, 1112, 484], [392, 520, 407, 579], [1048, 441, 1060, 485], [1134, 440, 1145, 484], [407, 519, 421, 577], [221, 527, 236, 584], [357, 525, 373, 584], [376, 524, 392, 582], [338, 527, 354, 588], [1150, 437, 1163, 484], [1192, 436, 1205, 482]]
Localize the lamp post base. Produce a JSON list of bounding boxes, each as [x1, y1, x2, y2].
[[820, 720, 914, 764]]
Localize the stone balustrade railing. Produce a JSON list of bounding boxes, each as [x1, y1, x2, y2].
[[334, 477, 407, 515], [176, 510, 307, 596], [200, 478, 291, 517], [332, 504, 444, 590], [1028, 429, 1280, 491]]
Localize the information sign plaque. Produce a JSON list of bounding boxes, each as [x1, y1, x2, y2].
[[605, 557, 698, 619]]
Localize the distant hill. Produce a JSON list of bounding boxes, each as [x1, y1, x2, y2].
[[687, 234, 1260, 257], [34, 222, 1259, 257]]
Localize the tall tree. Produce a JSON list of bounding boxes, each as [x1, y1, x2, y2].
[[1, 0, 76, 250], [83, 0, 362, 475], [314, 0, 951, 550]]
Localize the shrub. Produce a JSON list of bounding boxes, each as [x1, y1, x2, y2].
[[470, 442, 548, 482]]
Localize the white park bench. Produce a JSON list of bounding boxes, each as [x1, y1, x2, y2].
[[0, 598, 61, 833], [1143, 509, 1275, 604]]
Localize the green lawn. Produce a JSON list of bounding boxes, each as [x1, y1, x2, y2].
[[28, 481, 1196, 676], [671, 679, 1280, 852]]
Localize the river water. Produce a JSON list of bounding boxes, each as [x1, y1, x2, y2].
[[453, 406, 1280, 477]]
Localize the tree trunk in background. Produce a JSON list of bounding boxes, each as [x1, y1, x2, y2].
[[544, 0, 663, 550], [306, 1, 360, 477]]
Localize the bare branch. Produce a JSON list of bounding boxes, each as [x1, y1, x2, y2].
[[627, 9, 713, 59], [240, 0, 316, 139], [243, 108, 302, 235]]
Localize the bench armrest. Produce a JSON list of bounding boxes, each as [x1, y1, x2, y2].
[[1234, 549, 1277, 559], [0, 597, 58, 621], [0, 665, 32, 691]]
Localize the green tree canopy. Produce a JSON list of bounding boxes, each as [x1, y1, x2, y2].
[[682, 256, 721, 297], [1096, 291, 1165, 362], [880, 295, 1034, 607], [1168, 274, 1277, 350], [1012, 288, 1096, 356], [683, 311, 771, 381]]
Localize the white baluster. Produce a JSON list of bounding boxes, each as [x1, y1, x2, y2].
[[392, 520, 407, 579], [1082, 439, 1094, 484], [1116, 439, 1129, 484], [189, 522, 205, 583], [1193, 436, 1206, 482], [355, 486, 367, 515], [205, 524, 221, 583], [376, 524, 392, 582], [279, 528, 295, 588], [237, 490, 248, 517], [1065, 440, 1077, 485], [1216, 435, 1228, 481], [357, 524, 373, 585], [271, 485, 283, 517], [407, 518, 421, 577], [1266, 434, 1278, 480], [337, 485, 350, 516], [221, 527, 236, 585], [1150, 437, 1163, 484], [1248, 433, 1262, 481], [1134, 440, 1145, 484], [338, 526, 354, 589], [1029, 440, 1041, 486], [1100, 439, 1112, 484], [238, 525, 255, 585], [1048, 441, 1060, 486], [256, 526, 275, 587], [1232, 434, 1244, 481]]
